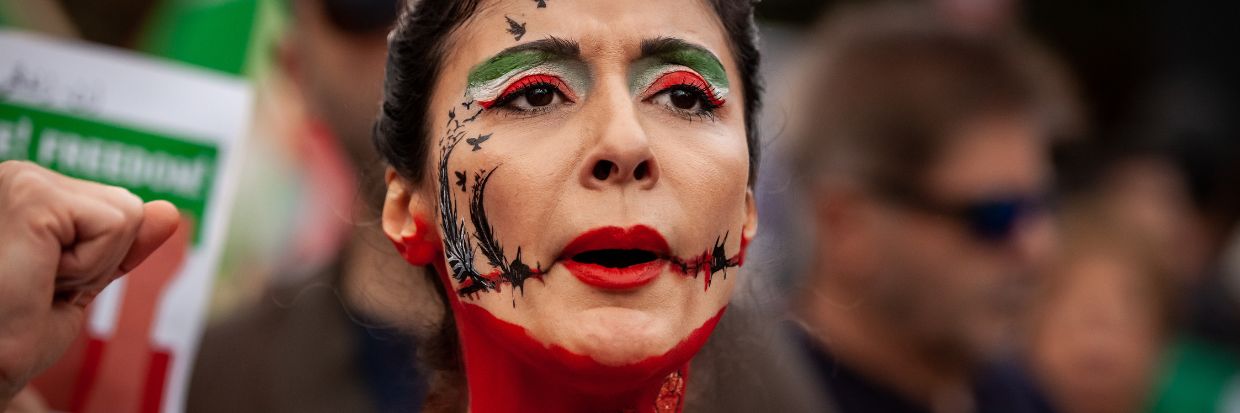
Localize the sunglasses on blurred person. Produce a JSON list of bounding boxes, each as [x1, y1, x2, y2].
[[879, 184, 1051, 244]]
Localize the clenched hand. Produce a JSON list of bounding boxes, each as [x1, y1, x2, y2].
[[0, 161, 179, 409]]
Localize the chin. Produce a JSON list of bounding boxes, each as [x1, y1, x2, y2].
[[528, 305, 719, 396], [566, 306, 676, 366]]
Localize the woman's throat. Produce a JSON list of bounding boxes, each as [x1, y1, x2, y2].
[[437, 260, 725, 413]]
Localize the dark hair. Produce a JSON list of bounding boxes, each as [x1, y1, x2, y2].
[[789, 2, 1081, 194], [371, 1, 762, 410]]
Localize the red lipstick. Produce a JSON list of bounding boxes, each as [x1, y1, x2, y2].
[[561, 225, 670, 290]]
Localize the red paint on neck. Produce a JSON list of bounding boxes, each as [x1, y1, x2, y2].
[[738, 232, 751, 266], [436, 256, 724, 413], [391, 217, 441, 265]]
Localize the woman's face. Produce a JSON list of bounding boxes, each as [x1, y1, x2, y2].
[[386, 0, 756, 372]]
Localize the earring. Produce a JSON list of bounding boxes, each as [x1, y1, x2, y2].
[[392, 216, 441, 265]]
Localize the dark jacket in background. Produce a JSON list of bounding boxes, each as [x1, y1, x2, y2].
[[186, 268, 425, 413]]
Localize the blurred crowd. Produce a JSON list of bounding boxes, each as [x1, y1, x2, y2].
[[4, 0, 1238, 412]]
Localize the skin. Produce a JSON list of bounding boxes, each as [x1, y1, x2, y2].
[[0, 161, 179, 410], [799, 113, 1053, 407], [1031, 253, 1162, 413], [382, 0, 757, 411]]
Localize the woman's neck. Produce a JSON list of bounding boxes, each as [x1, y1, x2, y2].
[[430, 260, 724, 413], [454, 303, 697, 413]]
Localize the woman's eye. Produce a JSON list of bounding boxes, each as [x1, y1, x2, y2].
[[499, 84, 565, 111], [523, 85, 556, 107], [667, 89, 701, 110], [651, 85, 715, 114], [488, 74, 575, 114], [641, 70, 724, 117]]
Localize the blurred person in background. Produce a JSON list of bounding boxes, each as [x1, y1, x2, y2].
[[1027, 200, 1179, 413], [1020, 0, 1240, 409], [185, 0, 437, 412], [1095, 146, 1240, 413], [1031, 142, 1240, 413], [780, 2, 1080, 412], [1148, 141, 1240, 413]]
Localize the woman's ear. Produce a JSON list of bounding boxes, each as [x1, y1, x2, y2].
[[742, 188, 759, 243], [382, 168, 440, 265], [738, 188, 758, 265]]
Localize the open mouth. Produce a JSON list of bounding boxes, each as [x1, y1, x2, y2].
[[570, 249, 660, 268], [560, 226, 670, 289]]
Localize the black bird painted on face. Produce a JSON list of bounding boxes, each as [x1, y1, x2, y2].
[[467, 133, 492, 151], [505, 16, 527, 41], [455, 171, 468, 192]]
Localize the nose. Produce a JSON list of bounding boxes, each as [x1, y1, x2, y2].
[[579, 91, 660, 190]]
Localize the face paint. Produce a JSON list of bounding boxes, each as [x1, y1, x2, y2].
[[421, 8, 748, 410], [455, 170, 468, 192], [446, 280, 726, 413], [465, 53, 588, 110], [631, 42, 730, 105], [430, 92, 742, 411], [429, 225, 727, 413], [558, 226, 750, 291], [467, 132, 492, 151], [436, 91, 553, 300], [639, 69, 726, 108], [669, 232, 749, 291], [504, 16, 527, 41]]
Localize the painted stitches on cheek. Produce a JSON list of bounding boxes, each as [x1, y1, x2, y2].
[[669, 231, 749, 291]]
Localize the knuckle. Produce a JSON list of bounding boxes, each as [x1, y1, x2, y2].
[[0, 162, 54, 207], [98, 204, 129, 231], [104, 186, 142, 222]]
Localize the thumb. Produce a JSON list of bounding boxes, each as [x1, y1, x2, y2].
[[117, 201, 180, 274]]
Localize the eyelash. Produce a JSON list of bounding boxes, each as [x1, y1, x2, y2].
[[486, 74, 575, 115]]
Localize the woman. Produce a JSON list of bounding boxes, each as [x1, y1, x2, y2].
[[373, 0, 761, 412], [0, 0, 762, 412]]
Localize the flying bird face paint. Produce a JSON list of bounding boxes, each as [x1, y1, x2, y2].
[[385, 1, 758, 412]]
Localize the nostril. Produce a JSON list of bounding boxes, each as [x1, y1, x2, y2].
[[634, 161, 649, 180], [592, 160, 616, 180]]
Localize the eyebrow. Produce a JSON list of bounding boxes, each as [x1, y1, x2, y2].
[[466, 37, 581, 88], [638, 37, 729, 88]]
